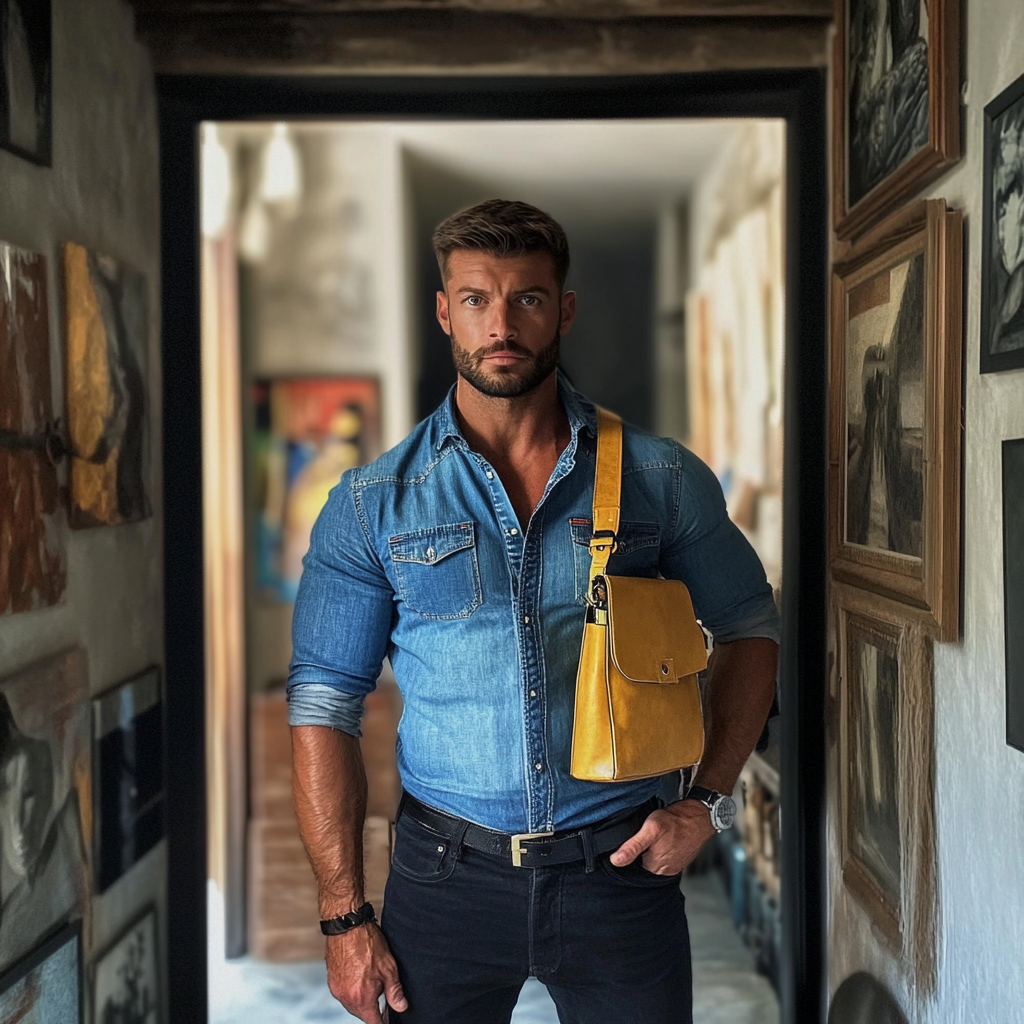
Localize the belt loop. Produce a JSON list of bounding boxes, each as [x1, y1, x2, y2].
[[395, 791, 409, 824], [451, 818, 470, 861], [581, 827, 596, 873]]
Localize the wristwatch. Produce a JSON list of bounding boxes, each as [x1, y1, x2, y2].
[[684, 785, 737, 832], [320, 902, 377, 936]]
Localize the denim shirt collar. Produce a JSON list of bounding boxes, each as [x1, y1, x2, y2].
[[433, 369, 597, 452]]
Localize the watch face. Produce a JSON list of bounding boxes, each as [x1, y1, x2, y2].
[[711, 795, 737, 831]]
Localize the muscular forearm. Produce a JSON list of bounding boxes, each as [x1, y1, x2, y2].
[[691, 636, 778, 795], [291, 724, 368, 918]]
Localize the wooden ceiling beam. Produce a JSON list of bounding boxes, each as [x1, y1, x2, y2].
[[135, 11, 830, 75], [129, 0, 833, 19]]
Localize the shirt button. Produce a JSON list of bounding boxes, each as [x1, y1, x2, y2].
[[486, 471, 494, 480], [529, 689, 537, 698], [535, 763, 543, 772], [524, 615, 530, 624], [426, 546, 435, 560], [509, 527, 518, 536]]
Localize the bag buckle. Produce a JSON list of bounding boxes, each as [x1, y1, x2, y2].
[[588, 530, 618, 555], [510, 831, 554, 867]]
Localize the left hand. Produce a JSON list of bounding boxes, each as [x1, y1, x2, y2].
[[609, 800, 717, 876]]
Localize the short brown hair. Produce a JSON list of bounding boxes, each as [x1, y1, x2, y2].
[[432, 199, 570, 291]]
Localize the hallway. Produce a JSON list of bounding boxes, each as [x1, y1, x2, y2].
[[208, 873, 777, 1024]]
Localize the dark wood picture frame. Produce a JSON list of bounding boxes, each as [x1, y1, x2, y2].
[[0, 919, 83, 1023], [835, 584, 936, 982], [1004, 439, 1024, 753], [92, 904, 161, 1024], [832, 0, 960, 241], [0, 0, 52, 166], [829, 198, 962, 640], [980, 72, 1024, 375]]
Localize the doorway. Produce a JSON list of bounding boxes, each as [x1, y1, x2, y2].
[[160, 71, 828, 1024]]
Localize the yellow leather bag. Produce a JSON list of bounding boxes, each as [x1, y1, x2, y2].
[[569, 408, 708, 782]]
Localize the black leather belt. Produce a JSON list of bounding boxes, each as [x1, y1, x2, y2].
[[399, 793, 658, 870]]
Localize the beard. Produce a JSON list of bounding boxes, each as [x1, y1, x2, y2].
[[450, 328, 560, 399]]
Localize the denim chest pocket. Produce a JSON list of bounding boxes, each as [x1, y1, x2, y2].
[[389, 522, 482, 619], [570, 518, 661, 603]]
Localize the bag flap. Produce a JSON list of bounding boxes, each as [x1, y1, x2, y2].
[[604, 575, 708, 683]]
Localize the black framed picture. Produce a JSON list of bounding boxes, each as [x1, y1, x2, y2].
[[92, 666, 165, 893], [0, 0, 51, 165], [92, 906, 160, 1024], [1005, 439, 1024, 752], [981, 73, 1024, 374], [0, 920, 83, 1022]]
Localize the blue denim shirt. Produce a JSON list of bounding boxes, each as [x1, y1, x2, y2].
[[288, 374, 779, 833]]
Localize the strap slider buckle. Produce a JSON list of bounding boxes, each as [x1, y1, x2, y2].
[[588, 530, 618, 555]]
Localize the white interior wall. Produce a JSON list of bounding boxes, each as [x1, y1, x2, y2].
[[0, 0, 164, 982], [827, 5, 1024, 1021]]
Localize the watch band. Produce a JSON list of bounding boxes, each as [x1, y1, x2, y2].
[[320, 901, 377, 936], [684, 785, 721, 807]]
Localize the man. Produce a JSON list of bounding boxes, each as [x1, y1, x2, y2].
[[288, 199, 779, 1024]]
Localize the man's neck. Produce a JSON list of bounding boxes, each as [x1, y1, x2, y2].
[[453, 372, 570, 465]]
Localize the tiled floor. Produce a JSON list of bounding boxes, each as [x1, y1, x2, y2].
[[209, 873, 778, 1023]]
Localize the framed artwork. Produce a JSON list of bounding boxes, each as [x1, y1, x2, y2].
[[832, 0, 959, 240], [835, 585, 936, 985], [92, 667, 165, 893], [253, 376, 381, 602], [0, 650, 90, 976], [829, 199, 963, 641], [980, 73, 1024, 374], [92, 906, 160, 1024], [1, 240, 67, 613], [0, 920, 82, 1023], [0, 0, 51, 166], [1005, 439, 1024, 753], [62, 242, 151, 528]]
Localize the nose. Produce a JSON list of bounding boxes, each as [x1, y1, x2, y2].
[[487, 301, 516, 341]]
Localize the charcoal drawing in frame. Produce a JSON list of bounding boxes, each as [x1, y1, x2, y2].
[[92, 666, 165, 893], [981, 73, 1024, 374], [0, 649, 90, 977], [835, 584, 936, 985], [833, 0, 959, 240], [92, 905, 160, 1024], [829, 199, 962, 640], [1005, 439, 1024, 752], [0, 919, 82, 1023], [0, 0, 51, 166]]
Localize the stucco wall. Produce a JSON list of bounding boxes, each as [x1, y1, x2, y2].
[[827, 3, 1024, 1020], [0, 0, 163, 991]]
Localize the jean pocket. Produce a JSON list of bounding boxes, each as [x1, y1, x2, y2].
[[599, 853, 682, 888], [389, 522, 482, 619], [570, 519, 661, 603], [389, 814, 458, 884]]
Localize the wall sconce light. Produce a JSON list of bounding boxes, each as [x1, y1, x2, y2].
[[201, 123, 232, 239], [260, 123, 302, 206]]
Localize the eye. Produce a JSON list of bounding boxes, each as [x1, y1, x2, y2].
[[518, 295, 540, 307], [464, 295, 484, 307]]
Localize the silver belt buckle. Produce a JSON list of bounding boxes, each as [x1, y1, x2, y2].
[[510, 831, 554, 868]]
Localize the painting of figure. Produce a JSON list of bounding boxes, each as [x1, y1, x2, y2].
[[981, 74, 1024, 373], [1, 241, 67, 613], [254, 377, 380, 602], [63, 242, 151, 528], [0, 0, 51, 165], [846, 0, 930, 207], [0, 921, 81, 1023], [0, 650, 90, 976], [93, 908, 159, 1024], [844, 251, 925, 560]]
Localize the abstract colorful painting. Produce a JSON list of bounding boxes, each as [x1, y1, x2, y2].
[[0, 649, 90, 976], [0, 921, 82, 1024], [1, 241, 66, 613], [254, 377, 381, 602], [63, 242, 150, 528]]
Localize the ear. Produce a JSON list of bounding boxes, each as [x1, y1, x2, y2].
[[436, 289, 452, 336], [560, 290, 577, 337]]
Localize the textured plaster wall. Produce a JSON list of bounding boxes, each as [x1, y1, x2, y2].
[[0, 0, 163, 978], [827, 3, 1024, 1020]]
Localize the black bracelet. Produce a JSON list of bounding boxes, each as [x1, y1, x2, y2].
[[320, 901, 376, 936]]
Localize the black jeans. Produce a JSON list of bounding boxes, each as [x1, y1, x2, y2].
[[380, 806, 693, 1024]]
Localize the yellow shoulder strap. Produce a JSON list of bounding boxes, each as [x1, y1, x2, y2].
[[588, 407, 623, 589]]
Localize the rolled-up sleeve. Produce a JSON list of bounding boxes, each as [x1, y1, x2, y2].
[[661, 447, 780, 646], [287, 470, 394, 736]]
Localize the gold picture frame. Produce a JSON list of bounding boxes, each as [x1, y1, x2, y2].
[[835, 584, 936, 987], [829, 198, 962, 641], [832, 0, 960, 241]]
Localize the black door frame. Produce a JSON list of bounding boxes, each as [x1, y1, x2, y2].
[[160, 69, 828, 1024]]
